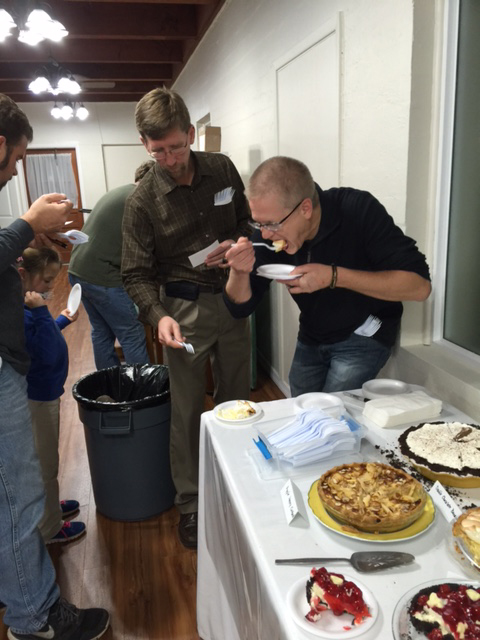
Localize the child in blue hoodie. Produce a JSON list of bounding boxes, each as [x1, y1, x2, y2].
[[19, 246, 86, 544]]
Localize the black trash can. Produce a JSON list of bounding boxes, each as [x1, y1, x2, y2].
[[72, 364, 176, 521]]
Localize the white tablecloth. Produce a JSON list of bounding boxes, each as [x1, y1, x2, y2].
[[196, 393, 480, 640]]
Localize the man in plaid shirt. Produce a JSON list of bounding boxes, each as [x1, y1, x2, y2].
[[122, 88, 251, 548]]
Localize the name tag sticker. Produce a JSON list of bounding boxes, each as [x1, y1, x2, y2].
[[280, 479, 308, 527], [429, 481, 462, 523]]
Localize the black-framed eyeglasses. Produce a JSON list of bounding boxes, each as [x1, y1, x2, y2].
[[148, 138, 189, 161], [248, 198, 304, 232]]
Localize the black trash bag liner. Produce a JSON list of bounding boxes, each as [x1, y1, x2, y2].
[[72, 364, 170, 412]]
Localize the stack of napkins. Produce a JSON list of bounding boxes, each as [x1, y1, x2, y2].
[[256, 409, 359, 467], [362, 390, 442, 428]]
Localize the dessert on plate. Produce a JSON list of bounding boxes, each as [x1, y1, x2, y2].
[[399, 422, 480, 488], [453, 508, 480, 567], [408, 582, 480, 639], [305, 567, 371, 626], [216, 400, 256, 420], [317, 462, 427, 533]]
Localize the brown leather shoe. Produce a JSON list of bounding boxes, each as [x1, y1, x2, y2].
[[178, 512, 198, 549]]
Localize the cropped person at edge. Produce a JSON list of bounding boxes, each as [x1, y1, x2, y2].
[[0, 92, 110, 640], [68, 161, 154, 370]]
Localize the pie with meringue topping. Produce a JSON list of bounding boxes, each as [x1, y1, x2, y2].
[[317, 462, 427, 533]]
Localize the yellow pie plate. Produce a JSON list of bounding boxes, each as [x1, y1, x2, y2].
[[308, 479, 435, 542], [411, 462, 480, 488]]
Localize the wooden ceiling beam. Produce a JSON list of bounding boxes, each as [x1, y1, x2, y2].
[[0, 63, 174, 82], [0, 40, 184, 64], [64, 0, 213, 4], [45, 1, 198, 39]]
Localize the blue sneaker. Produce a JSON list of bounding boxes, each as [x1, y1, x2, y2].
[[47, 521, 86, 545], [60, 499, 80, 518]]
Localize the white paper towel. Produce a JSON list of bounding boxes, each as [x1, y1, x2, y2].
[[362, 390, 442, 428]]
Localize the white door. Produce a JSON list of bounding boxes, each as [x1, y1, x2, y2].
[[272, 19, 341, 391]]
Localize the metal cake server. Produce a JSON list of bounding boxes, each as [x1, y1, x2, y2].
[[275, 551, 415, 573]]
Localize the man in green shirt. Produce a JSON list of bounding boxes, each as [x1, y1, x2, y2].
[[68, 162, 153, 369]]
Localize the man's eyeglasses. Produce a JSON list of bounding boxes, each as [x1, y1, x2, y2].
[[249, 198, 304, 232], [148, 139, 188, 161]]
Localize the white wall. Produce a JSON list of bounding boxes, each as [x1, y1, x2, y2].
[[17, 102, 140, 210]]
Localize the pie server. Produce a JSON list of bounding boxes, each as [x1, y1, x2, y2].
[[275, 551, 415, 572]]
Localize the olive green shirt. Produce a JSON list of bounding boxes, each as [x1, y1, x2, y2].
[[69, 184, 135, 287], [122, 152, 250, 328]]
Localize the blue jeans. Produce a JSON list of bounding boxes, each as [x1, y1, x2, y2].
[[289, 333, 391, 396], [0, 362, 59, 633], [68, 275, 149, 370]]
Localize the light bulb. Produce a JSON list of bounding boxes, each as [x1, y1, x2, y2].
[[51, 104, 62, 119], [28, 76, 51, 94], [76, 105, 89, 121], [0, 9, 16, 42], [23, 10, 68, 45], [57, 76, 81, 95], [60, 104, 74, 120]]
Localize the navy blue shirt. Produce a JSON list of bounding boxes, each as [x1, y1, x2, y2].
[[224, 185, 430, 347], [24, 306, 71, 401]]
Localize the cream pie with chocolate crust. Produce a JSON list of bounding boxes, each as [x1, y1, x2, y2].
[[317, 462, 427, 533], [399, 422, 480, 488]]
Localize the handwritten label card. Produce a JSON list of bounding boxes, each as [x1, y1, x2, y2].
[[280, 479, 308, 527], [429, 481, 462, 523]]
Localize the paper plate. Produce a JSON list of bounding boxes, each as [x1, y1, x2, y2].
[[214, 400, 263, 426], [256, 264, 300, 280], [362, 379, 410, 400], [287, 574, 378, 638], [392, 579, 480, 639], [57, 229, 89, 245], [67, 283, 82, 315], [308, 480, 435, 542], [294, 393, 345, 418]]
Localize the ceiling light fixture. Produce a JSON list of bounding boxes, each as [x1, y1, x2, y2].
[[50, 102, 61, 119], [29, 58, 81, 96], [50, 101, 89, 121], [0, 2, 68, 45]]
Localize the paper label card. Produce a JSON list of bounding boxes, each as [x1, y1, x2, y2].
[[281, 479, 308, 527], [429, 481, 462, 523], [188, 240, 219, 268]]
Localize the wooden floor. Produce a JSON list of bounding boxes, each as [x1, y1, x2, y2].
[[1, 266, 285, 640]]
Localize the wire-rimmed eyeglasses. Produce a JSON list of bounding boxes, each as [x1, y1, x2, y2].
[[248, 198, 304, 232], [148, 139, 189, 161]]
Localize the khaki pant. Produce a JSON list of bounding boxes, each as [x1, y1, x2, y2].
[[29, 398, 63, 540], [160, 290, 250, 513]]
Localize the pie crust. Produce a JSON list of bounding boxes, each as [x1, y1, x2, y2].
[[453, 508, 480, 567], [317, 462, 427, 533], [398, 422, 480, 488]]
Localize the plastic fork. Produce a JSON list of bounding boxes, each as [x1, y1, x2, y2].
[[174, 339, 195, 354], [252, 243, 279, 251]]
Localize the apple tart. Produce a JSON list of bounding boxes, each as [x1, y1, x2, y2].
[[317, 462, 427, 533]]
